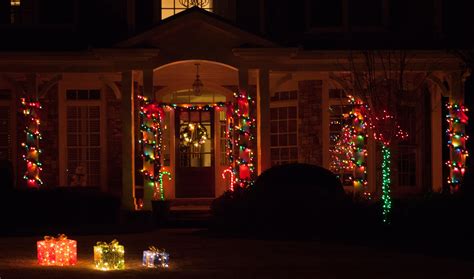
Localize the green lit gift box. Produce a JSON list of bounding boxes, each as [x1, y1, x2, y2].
[[93, 239, 125, 270]]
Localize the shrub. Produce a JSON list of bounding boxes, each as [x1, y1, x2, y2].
[[211, 164, 353, 236]]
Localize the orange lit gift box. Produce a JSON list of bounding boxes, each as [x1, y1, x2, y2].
[[37, 234, 77, 266]]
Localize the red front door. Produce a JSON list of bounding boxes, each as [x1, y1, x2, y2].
[[175, 110, 215, 198]]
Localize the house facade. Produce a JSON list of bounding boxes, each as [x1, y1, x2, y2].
[[0, 0, 472, 210]]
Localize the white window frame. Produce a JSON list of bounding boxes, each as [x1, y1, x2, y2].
[[58, 81, 107, 191], [270, 92, 299, 166]]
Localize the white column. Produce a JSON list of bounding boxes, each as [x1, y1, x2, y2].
[[142, 68, 154, 210], [121, 71, 136, 210], [257, 68, 271, 174], [431, 88, 443, 192]]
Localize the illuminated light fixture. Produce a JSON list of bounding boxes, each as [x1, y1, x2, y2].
[[192, 63, 203, 96], [178, 0, 210, 8], [10, 0, 20, 6]]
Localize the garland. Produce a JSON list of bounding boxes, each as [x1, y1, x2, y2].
[[21, 98, 43, 187], [446, 103, 469, 193]]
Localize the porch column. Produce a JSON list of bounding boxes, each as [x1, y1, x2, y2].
[[257, 68, 271, 174], [121, 71, 136, 210], [238, 67, 249, 92], [431, 87, 443, 192], [142, 68, 154, 210]]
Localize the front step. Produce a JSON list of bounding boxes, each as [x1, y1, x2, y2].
[[166, 198, 214, 227]]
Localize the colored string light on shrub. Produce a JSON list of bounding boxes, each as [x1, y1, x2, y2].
[[142, 246, 169, 268], [37, 234, 77, 266], [381, 144, 392, 223], [94, 239, 125, 271], [446, 103, 469, 193], [21, 98, 43, 187]]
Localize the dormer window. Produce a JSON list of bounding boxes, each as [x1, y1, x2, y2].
[[10, 0, 20, 24], [162, 0, 213, 19]]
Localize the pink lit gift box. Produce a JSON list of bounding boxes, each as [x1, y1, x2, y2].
[[37, 234, 77, 266]]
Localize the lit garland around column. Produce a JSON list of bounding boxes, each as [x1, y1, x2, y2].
[[381, 144, 392, 223], [446, 103, 469, 193], [347, 96, 369, 199], [233, 90, 256, 188], [21, 97, 43, 187], [138, 96, 166, 201]]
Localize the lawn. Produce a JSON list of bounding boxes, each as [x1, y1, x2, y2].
[[0, 229, 472, 279]]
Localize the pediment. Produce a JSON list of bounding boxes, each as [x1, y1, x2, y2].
[[116, 8, 277, 65]]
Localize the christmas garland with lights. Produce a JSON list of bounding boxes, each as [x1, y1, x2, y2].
[[446, 103, 469, 193], [179, 122, 209, 148], [138, 96, 167, 200], [232, 90, 256, 188], [21, 98, 43, 187]]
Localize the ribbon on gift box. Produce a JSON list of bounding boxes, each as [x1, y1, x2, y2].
[[96, 239, 120, 247], [148, 246, 160, 253], [43, 234, 69, 242]]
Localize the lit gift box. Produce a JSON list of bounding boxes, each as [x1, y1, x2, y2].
[[142, 246, 169, 268], [94, 239, 125, 270], [37, 234, 77, 266]]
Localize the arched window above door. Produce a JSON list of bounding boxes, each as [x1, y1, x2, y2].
[[161, 0, 213, 19]]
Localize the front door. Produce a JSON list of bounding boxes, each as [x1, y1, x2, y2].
[[175, 110, 215, 198]]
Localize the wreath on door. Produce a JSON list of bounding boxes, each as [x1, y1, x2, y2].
[[179, 122, 209, 148]]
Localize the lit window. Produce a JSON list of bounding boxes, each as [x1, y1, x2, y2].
[[162, 0, 213, 19], [10, 0, 20, 6]]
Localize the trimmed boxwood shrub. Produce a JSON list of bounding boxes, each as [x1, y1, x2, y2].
[[212, 164, 352, 235]]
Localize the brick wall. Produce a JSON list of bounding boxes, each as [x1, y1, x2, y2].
[[106, 87, 122, 196], [297, 80, 323, 166]]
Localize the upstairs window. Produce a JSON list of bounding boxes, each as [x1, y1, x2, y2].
[[162, 0, 213, 19], [10, 0, 21, 24]]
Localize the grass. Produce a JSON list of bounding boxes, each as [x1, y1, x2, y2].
[[0, 228, 472, 279]]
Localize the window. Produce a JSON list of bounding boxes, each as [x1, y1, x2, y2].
[[10, 0, 20, 24], [66, 90, 102, 187], [398, 147, 416, 187], [0, 91, 12, 161], [162, 0, 213, 19], [66, 89, 101, 100], [270, 91, 298, 166]]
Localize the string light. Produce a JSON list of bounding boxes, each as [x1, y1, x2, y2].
[[138, 96, 166, 201], [142, 246, 169, 268], [94, 239, 125, 271], [232, 91, 256, 189], [21, 98, 43, 187], [37, 234, 77, 266], [381, 144, 392, 223], [446, 103, 469, 193]]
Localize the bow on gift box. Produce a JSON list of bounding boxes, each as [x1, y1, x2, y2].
[[148, 246, 161, 253], [44, 234, 69, 242], [96, 239, 120, 247]]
